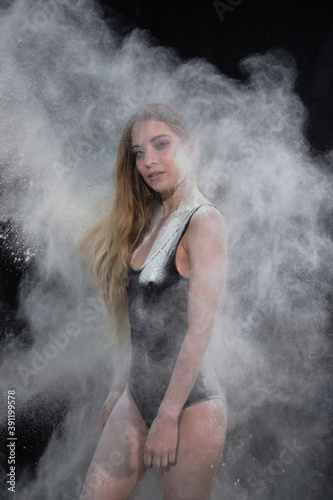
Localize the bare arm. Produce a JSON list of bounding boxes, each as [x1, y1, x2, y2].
[[144, 208, 227, 466]]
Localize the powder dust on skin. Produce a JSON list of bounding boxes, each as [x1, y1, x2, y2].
[[0, 0, 332, 499]]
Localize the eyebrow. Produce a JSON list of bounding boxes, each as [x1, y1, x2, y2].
[[131, 134, 171, 149]]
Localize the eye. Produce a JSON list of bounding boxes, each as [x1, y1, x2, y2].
[[133, 148, 145, 158], [154, 140, 170, 151]]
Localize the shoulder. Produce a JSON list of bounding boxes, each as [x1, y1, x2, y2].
[[183, 205, 227, 260], [188, 205, 227, 241]]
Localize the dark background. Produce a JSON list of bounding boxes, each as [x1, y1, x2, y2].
[[1, 0, 333, 498], [98, 0, 333, 152], [2, 0, 333, 328]]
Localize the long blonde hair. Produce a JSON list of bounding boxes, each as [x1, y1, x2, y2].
[[81, 103, 191, 343]]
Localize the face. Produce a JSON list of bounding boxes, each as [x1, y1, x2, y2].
[[131, 120, 191, 196]]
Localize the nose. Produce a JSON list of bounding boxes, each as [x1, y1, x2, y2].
[[144, 147, 157, 168]]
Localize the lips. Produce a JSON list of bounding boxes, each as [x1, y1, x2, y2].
[[148, 171, 165, 179]]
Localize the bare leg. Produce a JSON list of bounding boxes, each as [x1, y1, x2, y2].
[[161, 399, 227, 500], [80, 388, 149, 500]]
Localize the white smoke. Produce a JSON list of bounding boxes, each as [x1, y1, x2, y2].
[[0, 0, 332, 498]]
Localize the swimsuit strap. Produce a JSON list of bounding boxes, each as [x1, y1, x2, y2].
[[173, 203, 220, 249]]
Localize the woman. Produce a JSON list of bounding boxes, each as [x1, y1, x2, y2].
[[80, 103, 227, 500]]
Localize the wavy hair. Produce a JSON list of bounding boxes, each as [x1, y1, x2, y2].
[[80, 103, 191, 344]]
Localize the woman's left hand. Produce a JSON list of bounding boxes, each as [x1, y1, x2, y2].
[[144, 412, 179, 468]]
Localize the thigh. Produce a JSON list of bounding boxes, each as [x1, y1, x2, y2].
[[161, 398, 227, 500], [81, 388, 149, 500]]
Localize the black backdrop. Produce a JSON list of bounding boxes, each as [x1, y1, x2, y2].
[[0, 1, 332, 498], [97, 0, 333, 152], [1, 0, 333, 319]]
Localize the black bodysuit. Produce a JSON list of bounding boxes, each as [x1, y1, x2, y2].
[[127, 204, 224, 428]]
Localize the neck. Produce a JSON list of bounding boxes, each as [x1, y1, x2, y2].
[[160, 176, 202, 219]]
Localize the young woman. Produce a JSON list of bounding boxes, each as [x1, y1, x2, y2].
[[80, 103, 227, 500]]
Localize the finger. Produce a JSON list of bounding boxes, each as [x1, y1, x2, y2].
[[168, 450, 176, 465], [144, 449, 153, 468], [152, 454, 161, 468], [160, 453, 169, 468]]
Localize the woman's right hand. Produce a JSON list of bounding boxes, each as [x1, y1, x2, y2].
[[99, 388, 123, 430]]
